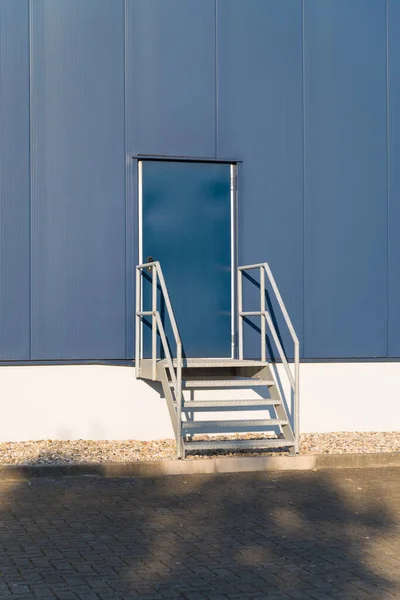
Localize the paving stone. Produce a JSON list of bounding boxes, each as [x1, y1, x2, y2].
[[0, 468, 398, 599]]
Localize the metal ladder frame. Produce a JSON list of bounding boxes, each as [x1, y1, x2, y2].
[[237, 263, 300, 453]]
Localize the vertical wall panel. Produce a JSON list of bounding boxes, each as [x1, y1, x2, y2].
[[0, 1, 30, 359], [304, 0, 387, 358], [388, 1, 400, 357], [217, 0, 304, 358], [126, 0, 216, 157], [31, 0, 126, 359]]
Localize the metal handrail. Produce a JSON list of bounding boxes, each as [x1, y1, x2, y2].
[[238, 263, 300, 453], [136, 261, 183, 456]]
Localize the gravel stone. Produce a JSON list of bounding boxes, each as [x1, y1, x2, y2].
[[0, 432, 398, 465]]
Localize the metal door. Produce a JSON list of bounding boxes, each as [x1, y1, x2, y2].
[[139, 159, 235, 358]]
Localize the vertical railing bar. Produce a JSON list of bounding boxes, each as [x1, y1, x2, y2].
[[135, 267, 141, 378], [238, 269, 243, 359], [260, 266, 266, 362], [294, 342, 300, 454], [176, 342, 182, 458], [152, 264, 157, 380]]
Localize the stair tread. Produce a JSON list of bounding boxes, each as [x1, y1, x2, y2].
[[184, 439, 295, 450], [166, 358, 268, 368], [183, 419, 288, 430], [172, 378, 274, 388], [183, 399, 280, 408]]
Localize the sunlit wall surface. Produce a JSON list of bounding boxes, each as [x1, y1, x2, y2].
[[0, 0, 398, 360]]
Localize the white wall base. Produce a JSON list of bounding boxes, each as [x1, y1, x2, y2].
[[298, 362, 400, 433], [0, 365, 174, 442], [0, 362, 398, 442]]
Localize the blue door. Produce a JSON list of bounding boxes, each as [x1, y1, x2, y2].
[[140, 160, 233, 358]]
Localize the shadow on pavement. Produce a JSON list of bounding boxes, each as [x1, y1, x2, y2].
[[0, 454, 398, 599]]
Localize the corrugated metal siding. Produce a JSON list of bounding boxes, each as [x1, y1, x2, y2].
[[124, 0, 217, 358], [217, 0, 304, 360], [30, 0, 126, 359], [0, 0, 30, 360], [388, 0, 400, 357], [125, 0, 216, 157], [0, 0, 398, 362], [303, 0, 388, 358]]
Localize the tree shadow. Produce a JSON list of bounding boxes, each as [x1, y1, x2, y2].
[[0, 452, 398, 599]]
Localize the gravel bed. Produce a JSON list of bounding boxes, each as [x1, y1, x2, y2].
[[0, 432, 398, 465]]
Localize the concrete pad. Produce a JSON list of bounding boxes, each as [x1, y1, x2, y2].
[[0, 452, 398, 480]]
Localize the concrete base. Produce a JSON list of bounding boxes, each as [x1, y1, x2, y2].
[[0, 362, 398, 441], [0, 453, 399, 480]]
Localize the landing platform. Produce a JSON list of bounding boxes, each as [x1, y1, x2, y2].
[[141, 358, 268, 369], [138, 357, 270, 383]]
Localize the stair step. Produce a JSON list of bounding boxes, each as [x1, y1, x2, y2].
[[171, 378, 273, 388], [183, 399, 280, 409], [184, 439, 295, 451], [168, 358, 268, 368], [183, 419, 287, 433]]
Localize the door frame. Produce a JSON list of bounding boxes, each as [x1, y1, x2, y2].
[[137, 157, 238, 359]]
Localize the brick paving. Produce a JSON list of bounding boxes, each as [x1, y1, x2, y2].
[[0, 468, 398, 599]]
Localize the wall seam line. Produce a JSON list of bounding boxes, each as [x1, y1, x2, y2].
[[0, 11, 3, 357], [215, 0, 218, 158], [28, 0, 33, 361], [386, 0, 390, 359], [302, 0, 306, 360], [124, 0, 128, 359]]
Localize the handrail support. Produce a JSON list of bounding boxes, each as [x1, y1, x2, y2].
[[260, 265, 266, 362], [152, 265, 157, 380], [136, 261, 183, 458], [238, 262, 300, 453]]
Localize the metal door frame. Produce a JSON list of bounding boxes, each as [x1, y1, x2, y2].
[[137, 158, 238, 359]]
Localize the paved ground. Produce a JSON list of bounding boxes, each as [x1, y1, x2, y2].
[[0, 468, 398, 599]]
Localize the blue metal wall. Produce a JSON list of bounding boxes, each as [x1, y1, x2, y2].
[[217, 0, 304, 359], [0, 0, 399, 361], [0, 1, 30, 360], [303, 0, 388, 358], [388, 0, 400, 357], [125, 0, 216, 158], [30, 0, 126, 359]]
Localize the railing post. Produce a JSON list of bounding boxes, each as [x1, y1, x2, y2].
[[260, 266, 266, 362], [294, 342, 300, 454], [176, 342, 183, 458], [135, 267, 141, 378], [152, 264, 157, 381], [238, 268, 243, 359]]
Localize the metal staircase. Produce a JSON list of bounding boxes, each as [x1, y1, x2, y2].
[[136, 261, 299, 459]]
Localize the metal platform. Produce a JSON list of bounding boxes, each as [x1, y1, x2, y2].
[[168, 358, 269, 368]]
